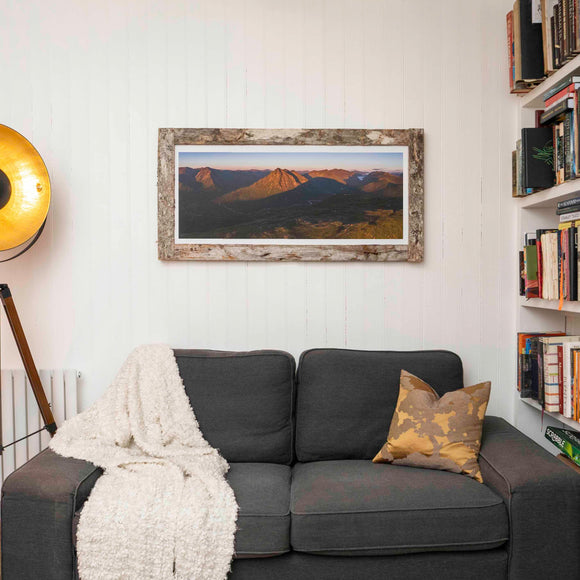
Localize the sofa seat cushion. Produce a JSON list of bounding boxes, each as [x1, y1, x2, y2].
[[290, 460, 509, 557], [73, 463, 291, 560], [228, 463, 291, 558]]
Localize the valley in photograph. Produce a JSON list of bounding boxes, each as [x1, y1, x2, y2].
[[177, 151, 405, 240]]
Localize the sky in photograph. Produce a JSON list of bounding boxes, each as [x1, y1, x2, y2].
[[178, 151, 404, 172]]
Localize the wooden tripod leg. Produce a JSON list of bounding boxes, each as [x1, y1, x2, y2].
[[0, 284, 57, 436]]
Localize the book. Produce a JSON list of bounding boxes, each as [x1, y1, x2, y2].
[[556, 203, 580, 213], [514, 0, 545, 83], [512, 150, 519, 196], [569, 224, 577, 299], [522, 127, 555, 189], [525, 244, 540, 297], [560, 210, 580, 221], [544, 83, 580, 107], [545, 426, 580, 466], [520, 250, 526, 295], [557, 195, 580, 208], [508, 11, 515, 91], [540, 97, 574, 124]]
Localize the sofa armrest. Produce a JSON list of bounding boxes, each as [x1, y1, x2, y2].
[[479, 416, 580, 580], [1, 448, 102, 580]]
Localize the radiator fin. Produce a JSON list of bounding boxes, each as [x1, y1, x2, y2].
[[0, 369, 79, 481]]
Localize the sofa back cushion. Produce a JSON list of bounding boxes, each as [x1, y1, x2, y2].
[[174, 349, 295, 464], [295, 349, 464, 462]]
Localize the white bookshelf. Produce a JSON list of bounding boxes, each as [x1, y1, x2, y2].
[[520, 54, 580, 109], [520, 296, 580, 314], [520, 397, 580, 430], [515, 60, 580, 450]]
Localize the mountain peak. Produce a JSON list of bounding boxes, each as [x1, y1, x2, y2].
[[215, 167, 308, 203]]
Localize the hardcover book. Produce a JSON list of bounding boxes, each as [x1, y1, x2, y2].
[[522, 127, 555, 189], [524, 244, 540, 297], [514, 0, 545, 81]]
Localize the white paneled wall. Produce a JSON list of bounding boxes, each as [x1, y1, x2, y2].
[[0, 0, 517, 416]]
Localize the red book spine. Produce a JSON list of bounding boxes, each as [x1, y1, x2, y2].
[[558, 344, 564, 415], [545, 84, 576, 107]]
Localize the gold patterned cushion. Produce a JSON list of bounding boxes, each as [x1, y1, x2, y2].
[[373, 370, 491, 483]]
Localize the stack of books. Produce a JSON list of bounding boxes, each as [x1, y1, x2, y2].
[[517, 332, 580, 418], [545, 426, 580, 467], [519, 205, 580, 302], [540, 77, 580, 184], [541, 0, 580, 74], [507, 0, 580, 94]]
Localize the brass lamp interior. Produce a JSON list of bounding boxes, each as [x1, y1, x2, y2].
[[0, 125, 51, 251]]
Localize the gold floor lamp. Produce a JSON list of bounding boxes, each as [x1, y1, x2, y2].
[[0, 124, 57, 452]]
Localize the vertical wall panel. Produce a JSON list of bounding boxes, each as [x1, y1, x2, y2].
[[0, 0, 517, 418]]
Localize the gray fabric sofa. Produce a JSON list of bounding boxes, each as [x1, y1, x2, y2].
[[3, 348, 580, 580]]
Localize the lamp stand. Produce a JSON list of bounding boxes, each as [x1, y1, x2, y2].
[[0, 284, 57, 453]]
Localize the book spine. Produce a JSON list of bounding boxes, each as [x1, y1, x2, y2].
[[555, 3, 561, 67], [560, 210, 580, 221], [556, 204, 580, 214], [537, 229, 544, 297], [558, 196, 580, 208], [576, 0, 580, 51], [558, 123, 566, 183], [545, 84, 575, 107], [558, 344, 564, 414], [565, 112, 572, 180], [564, 344, 572, 417], [544, 75, 580, 100], [575, 89, 580, 176], [539, 340, 546, 406], [508, 11, 515, 91], [563, 0, 569, 58], [560, 0, 565, 62], [574, 225, 579, 299], [572, 0, 576, 52], [541, 98, 573, 125]]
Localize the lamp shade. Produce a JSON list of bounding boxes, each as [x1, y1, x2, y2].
[[0, 125, 50, 252]]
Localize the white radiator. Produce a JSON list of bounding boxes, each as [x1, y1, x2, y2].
[[0, 369, 79, 482]]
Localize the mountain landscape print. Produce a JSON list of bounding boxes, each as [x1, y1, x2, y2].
[[177, 150, 406, 241]]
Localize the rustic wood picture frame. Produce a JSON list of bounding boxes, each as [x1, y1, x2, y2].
[[158, 128, 424, 262]]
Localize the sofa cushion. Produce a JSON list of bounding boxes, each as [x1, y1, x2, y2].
[[73, 463, 291, 560], [295, 349, 464, 461], [174, 350, 295, 463], [290, 460, 508, 556], [228, 463, 291, 558]]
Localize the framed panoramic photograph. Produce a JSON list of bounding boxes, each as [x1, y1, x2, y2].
[[158, 129, 423, 261]]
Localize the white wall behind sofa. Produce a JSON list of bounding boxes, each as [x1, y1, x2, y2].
[[0, 0, 517, 415]]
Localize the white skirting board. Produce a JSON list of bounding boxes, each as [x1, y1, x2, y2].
[[0, 369, 79, 482]]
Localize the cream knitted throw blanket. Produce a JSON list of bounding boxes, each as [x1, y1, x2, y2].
[[50, 344, 238, 580]]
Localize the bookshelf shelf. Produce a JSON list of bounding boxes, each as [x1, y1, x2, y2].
[[520, 296, 580, 314], [520, 397, 580, 429], [520, 178, 580, 208], [520, 53, 580, 109]]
